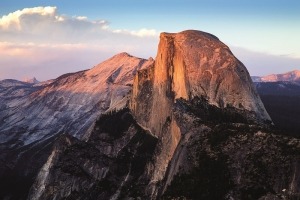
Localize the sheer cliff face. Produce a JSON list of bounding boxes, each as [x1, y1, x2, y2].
[[132, 30, 270, 125], [130, 30, 271, 194]]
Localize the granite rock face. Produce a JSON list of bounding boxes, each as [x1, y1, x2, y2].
[[160, 97, 300, 199], [0, 53, 153, 199], [131, 30, 270, 123], [130, 30, 272, 196], [28, 109, 158, 200]]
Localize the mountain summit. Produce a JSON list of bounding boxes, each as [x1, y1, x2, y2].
[[132, 30, 271, 129], [23, 77, 40, 84], [130, 30, 273, 196], [0, 52, 154, 199]]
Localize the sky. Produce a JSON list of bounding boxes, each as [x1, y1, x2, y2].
[[0, 0, 300, 81]]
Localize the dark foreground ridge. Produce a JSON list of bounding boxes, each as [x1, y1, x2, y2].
[[254, 81, 300, 137], [30, 98, 300, 199], [29, 108, 158, 199]]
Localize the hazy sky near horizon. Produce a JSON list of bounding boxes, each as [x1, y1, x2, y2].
[[0, 0, 300, 80]]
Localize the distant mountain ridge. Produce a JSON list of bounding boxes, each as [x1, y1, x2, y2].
[[252, 69, 300, 137], [252, 70, 300, 83], [252, 70, 300, 96], [251, 70, 300, 96]]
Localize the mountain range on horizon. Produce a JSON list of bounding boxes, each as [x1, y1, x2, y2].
[[250, 70, 300, 139], [252, 69, 300, 83], [4, 63, 300, 86], [1, 30, 300, 200]]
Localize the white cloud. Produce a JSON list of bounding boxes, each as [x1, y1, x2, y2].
[[0, 7, 159, 81], [113, 28, 159, 37], [4, 6, 297, 81], [76, 16, 88, 21], [0, 6, 158, 43], [0, 6, 56, 30], [0, 6, 112, 44]]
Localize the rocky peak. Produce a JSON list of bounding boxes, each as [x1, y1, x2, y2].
[[130, 30, 272, 196], [132, 30, 271, 135], [23, 77, 40, 84], [86, 52, 153, 86], [163, 30, 270, 121], [0, 52, 154, 199]]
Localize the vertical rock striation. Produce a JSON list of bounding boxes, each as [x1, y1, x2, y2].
[[132, 31, 270, 122]]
